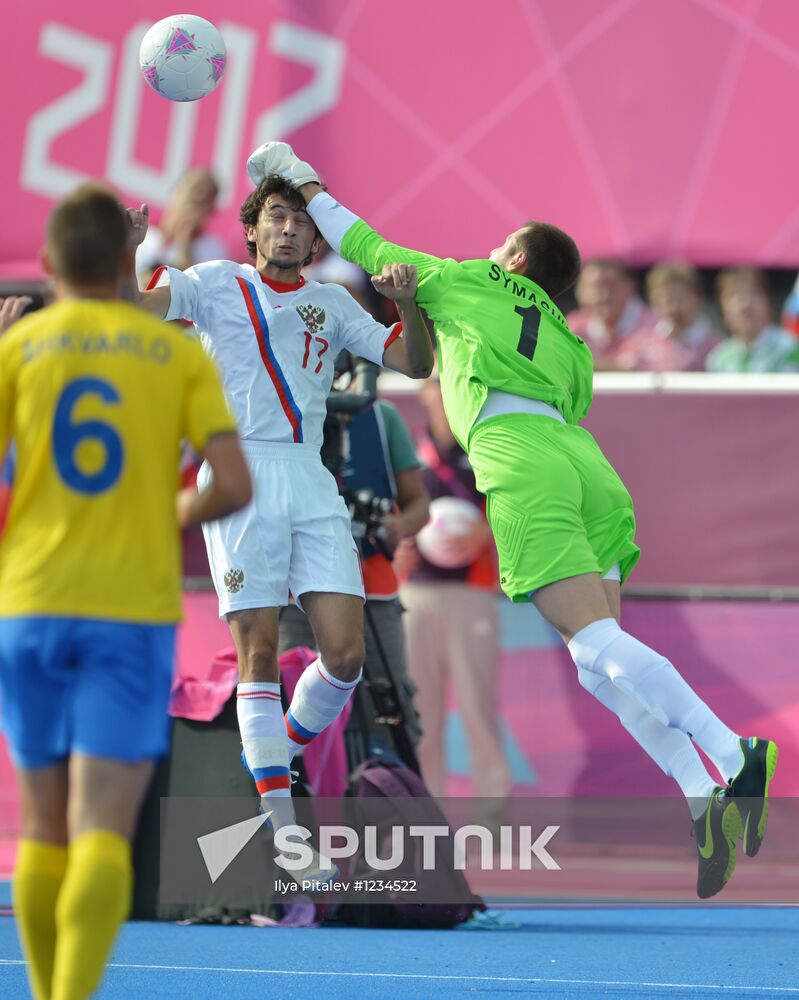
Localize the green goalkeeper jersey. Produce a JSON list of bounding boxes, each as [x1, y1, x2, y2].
[[341, 221, 594, 450]]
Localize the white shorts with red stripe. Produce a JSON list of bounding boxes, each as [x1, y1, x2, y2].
[[198, 440, 364, 617]]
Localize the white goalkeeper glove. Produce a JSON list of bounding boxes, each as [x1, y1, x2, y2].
[[246, 141, 320, 189]]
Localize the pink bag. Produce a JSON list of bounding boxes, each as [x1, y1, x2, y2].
[[170, 645, 352, 799], [169, 648, 238, 722]]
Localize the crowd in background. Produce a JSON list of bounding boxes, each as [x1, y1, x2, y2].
[[566, 259, 799, 374]]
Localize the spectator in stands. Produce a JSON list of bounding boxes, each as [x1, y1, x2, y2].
[[567, 259, 656, 369], [706, 267, 799, 373], [395, 375, 510, 821], [135, 167, 228, 284], [780, 273, 799, 338], [614, 263, 720, 372]]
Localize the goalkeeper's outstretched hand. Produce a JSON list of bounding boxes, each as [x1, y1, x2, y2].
[[246, 141, 320, 189]]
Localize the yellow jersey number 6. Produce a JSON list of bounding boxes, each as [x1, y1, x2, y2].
[[52, 377, 124, 494]]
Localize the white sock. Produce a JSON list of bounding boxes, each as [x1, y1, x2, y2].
[[569, 619, 742, 783], [237, 682, 295, 829], [576, 667, 717, 817], [284, 657, 361, 762]]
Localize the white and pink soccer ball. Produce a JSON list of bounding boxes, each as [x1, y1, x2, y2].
[[139, 14, 226, 102], [415, 497, 487, 569]]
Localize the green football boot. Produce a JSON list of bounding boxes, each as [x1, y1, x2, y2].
[[693, 786, 742, 899], [728, 737, 779, 858]]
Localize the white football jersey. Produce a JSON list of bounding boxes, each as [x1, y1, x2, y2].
[[152, 261, 401, 449]]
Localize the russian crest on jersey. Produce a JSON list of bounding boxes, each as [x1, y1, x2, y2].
[[139, 14, 227, 102], [296, 304, 327, 335]]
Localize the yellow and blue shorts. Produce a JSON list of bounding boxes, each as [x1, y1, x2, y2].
[[0, 617, 175, 769]]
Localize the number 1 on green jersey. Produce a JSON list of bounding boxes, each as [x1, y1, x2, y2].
[[514, 303, 541, 361]]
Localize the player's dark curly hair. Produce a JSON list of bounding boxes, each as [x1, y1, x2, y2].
[[514, 222, 582, 299], [239, 176, 321, 264]]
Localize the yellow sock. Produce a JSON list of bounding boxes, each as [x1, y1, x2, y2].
[[13, 839, 68, 1000], [51, 830, 132, 1000]]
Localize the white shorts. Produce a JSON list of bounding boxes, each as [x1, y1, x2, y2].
[[198, 441, 364, 617]]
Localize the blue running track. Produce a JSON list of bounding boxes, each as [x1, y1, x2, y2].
[[1, 883, 797, 999]]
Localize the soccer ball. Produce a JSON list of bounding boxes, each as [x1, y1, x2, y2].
[[139, 14, 226, 102], [415, 497, 486, 569]]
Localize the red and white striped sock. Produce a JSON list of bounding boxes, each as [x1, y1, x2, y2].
[[285, 657, 361, 761], [237, 682, 295, 827]]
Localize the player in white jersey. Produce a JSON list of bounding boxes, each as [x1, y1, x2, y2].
[[126, 176, 433, 867]]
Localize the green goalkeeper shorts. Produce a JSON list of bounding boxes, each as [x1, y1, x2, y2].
[[468, 413, 640, 602]]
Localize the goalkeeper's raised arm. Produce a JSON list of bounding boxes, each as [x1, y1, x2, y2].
[[246, 141, 437, 379], [246, 141, 453, 301]]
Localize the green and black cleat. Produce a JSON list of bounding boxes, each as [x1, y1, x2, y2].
[[728, 737, 779, 858], [693, 786, 742, 899]]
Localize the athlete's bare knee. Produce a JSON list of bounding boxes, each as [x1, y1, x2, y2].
[[318, 636, 364, 682], [232, 628, 280, 682], [601, 580, 622, 625], [68, 756, 154, 841], [532, 573, 615, 643], [20, 800, 68, 845], [18, 766, 68, 844], [303, 593, 364, 681]]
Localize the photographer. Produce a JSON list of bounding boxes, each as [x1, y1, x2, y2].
[[279, 357, 429, 762]]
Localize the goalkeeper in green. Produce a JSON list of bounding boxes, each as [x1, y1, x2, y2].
[[246, 142, 777, 899]]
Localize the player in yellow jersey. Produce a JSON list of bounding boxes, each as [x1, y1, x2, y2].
[[0, 184, 251, 1000]]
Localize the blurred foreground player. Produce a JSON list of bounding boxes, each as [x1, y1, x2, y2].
[[0, 184, 251, 1000], [248, 141, 778, 899]]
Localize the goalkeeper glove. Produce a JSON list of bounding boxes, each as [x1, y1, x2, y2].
[[246, 141, 320, 189]]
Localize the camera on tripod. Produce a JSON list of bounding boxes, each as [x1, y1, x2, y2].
[[346, 489, 395, 559], [321, 353, 395, 559]]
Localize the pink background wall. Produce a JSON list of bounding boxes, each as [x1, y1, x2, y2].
[[389, 385, 799, 592], [5, 1, 799, 276], [493, 598, 799, 800], [582, 388, 799, 590]]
